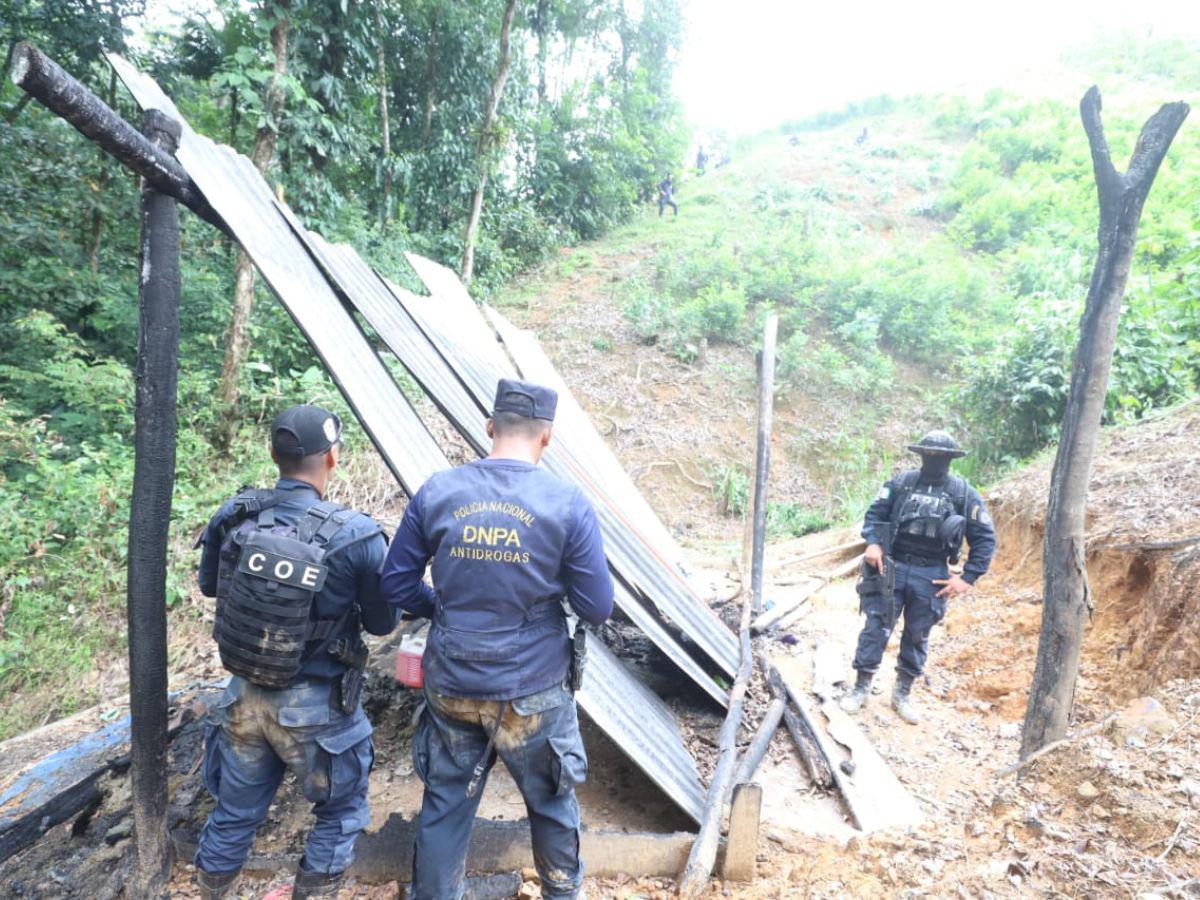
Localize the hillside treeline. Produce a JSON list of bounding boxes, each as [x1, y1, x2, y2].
[[0, 0, 686, 736]]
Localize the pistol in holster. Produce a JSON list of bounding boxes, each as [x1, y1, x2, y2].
[[330, 636, 370, 715], [855, 555, 896, 623], [569, 625, 588, 693]]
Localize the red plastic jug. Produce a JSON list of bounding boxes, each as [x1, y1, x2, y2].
[[395, 634, 426, 689]]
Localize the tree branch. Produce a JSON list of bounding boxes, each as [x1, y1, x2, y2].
[[1080, 86, 1120, 198], [1125, 101, 1190, 190]]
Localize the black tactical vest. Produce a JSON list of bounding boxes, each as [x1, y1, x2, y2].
[[213, 490, 356, 688], [889, 471, 967, 559]]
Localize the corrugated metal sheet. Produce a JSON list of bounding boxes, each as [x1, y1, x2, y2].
[[277, 219, 728, 707], [108, 55, 705, 824], [581, 640, 706, 818], [387, 271, 740, 677], [106, 54, 446, 497]]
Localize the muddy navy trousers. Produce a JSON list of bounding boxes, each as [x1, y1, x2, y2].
[[851, 559, 949, 678], [195, 678, 374, 876], [410, 684, 587, 900]]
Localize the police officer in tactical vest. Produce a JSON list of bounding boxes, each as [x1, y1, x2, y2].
[[381, 379, 614, 900], [193, 405, 396, 899], [841, 431, 996, 724]]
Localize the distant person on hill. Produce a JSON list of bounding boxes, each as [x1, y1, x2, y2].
[[855, 126, 870, 146], [658, 173, 678, 217], [840, 431, 996, 724], [696, 146, 709, 174]]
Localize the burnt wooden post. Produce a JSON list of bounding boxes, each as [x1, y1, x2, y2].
[[749, 313, 778, 615], [126, 108, 183, 894], [1020, 88, 1188, 757], [10, 42, 224, 232]]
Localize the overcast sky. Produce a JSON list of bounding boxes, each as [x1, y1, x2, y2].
[[676, 0, 1200, 134]]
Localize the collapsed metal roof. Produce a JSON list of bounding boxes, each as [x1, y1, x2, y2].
[[275, 218, 730, 707], [108, 54, 730, 823]]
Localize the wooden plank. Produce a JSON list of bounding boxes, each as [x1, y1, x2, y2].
[[768, 539, 866, 571], [775, 655, 923, 834], [721, 783, 762, 882], [0, 687, 219, 864], [0, 716, 129, 864], [750, 580, 821, 632]]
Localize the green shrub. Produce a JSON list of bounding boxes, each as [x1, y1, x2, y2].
[[767, 503, 832, 538], [677, 282, 748, 343], [712, 464, 749, 517], [622, 280, 673, 344]]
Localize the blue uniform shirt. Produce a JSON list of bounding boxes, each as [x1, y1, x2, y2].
[[861, 470, 997, 584], [198, 478, 396, 682], [380, 458, 614, 700]]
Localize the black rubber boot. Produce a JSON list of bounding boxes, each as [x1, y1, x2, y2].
[[839, 670, 873, 714], [196, 867, 240, 900], [292, 866, 344, 900], [892, 673, 920, 725]]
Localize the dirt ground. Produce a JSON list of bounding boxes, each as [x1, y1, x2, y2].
[[8, 482, 1200, 898]]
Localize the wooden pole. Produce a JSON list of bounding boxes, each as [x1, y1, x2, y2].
[[749, 313, 778, 616], [125, 108, 182, 895], [733, 696, 786, 785], [677, 556, 755, 896], [1021, 89, 1188, 757]]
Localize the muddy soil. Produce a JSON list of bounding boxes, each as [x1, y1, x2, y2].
[[8, 515, 1200, 899]]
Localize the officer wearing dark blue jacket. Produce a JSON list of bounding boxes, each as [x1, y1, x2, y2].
[[381, 378, 614, 900], [841, 431, 996, 724], [193, 405, 396, 900]]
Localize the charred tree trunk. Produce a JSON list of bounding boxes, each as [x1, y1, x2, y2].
[[533, 0, 549, 108], [127, 108, 183, 897], [419, 12, 438, 153], [374, 6, 393, 232], [216, 0, 291, 417], [1020, 88, 1188, 757], [459, 0, 518, 286]]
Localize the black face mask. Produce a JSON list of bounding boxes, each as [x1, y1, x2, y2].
[[919, 454, 952, 483]]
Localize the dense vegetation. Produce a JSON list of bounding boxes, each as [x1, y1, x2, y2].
[[0, 0, 687, 736]]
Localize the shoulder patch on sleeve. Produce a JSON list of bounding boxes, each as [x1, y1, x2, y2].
[[876, 486, 891, 501]]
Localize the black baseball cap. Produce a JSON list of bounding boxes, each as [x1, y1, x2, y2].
[[271, 404, 342, 458], [493, 378, 557, 422]]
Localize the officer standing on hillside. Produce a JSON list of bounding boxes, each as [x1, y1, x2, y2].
[[381, 379, 614, 900], [840, 431, 996, 724], [193, 406, 396, 899], [658, 172, 678, 217]]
